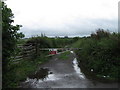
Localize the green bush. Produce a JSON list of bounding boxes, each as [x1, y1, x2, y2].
[[74, 30, 120, 80]]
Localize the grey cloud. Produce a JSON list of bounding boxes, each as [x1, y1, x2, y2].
[[20, 18, 118, 38]]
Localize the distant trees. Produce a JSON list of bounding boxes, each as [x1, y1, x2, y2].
[[2, 1, 24, 87], [73, 37, 79, 41], [64, 35, 68, 38], [41, 33, 46, 37]]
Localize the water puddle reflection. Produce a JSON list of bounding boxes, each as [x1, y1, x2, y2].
[[28, 68, 49, 80], [73, 58, 85, 79], [25, 67, 60, 84], [70, 51, 74, 53]]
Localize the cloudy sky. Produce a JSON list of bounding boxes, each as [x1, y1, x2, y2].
[[6, 0, 119, 37]]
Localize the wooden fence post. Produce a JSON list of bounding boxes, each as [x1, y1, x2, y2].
[[35, 42, 40, 57]]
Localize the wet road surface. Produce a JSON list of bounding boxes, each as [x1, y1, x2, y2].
[[20, 51, 119, 88]]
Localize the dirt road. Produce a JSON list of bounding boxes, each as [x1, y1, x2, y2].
[[20, 51, 119, 88]]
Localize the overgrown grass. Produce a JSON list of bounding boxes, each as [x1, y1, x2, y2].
[[72, 30, 120, 81], [58, 51, 70, 60], [5, 55, 49, 88], [4, 34, 76, 88]]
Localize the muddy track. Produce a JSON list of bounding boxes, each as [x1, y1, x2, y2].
[[20, 51, 119, 88]]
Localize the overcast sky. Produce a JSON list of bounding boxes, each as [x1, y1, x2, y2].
[[6, 0, 119, 37]]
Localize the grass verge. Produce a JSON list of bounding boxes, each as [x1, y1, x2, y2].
[[4, 55, 49, 88], [58, 51, 70, 60]]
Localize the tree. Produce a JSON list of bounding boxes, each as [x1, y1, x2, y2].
[[2, 1, 24, 87], [91, 28, 110, 39], [64, 35, 68, 38], [73, 37, 79, 41]]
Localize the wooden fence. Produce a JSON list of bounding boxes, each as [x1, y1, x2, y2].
[[11, 43, 36, 62], [11, 43, 82, 62]]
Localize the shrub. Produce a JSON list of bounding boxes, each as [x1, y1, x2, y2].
[[75, 30, 119, 80]]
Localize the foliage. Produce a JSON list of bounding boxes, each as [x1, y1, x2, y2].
[[91, 28, 110, 40], [4, 35, 74, 88], [2, 2, 24, 88], [74, 29, 120, 81], [25, 36, 74, 48], [2, 1, 24, 70], [73, 37, 80, 42], [17, 38, 28, 45], [26, 37, 52, 48], [4, 57, 48, 88]]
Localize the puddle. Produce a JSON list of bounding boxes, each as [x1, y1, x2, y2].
[[28, 68, 50, 80], [39, 73, 59, 82], [70, 51, 74, 53], [25, 67, 60, 84], [73, 58, 85, 79]]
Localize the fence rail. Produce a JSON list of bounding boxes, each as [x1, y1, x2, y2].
[[11, 43, 82, 62], [11, 44, 36, 62]]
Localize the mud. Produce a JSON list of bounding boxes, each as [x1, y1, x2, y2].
[[28, 68, 50, 80], [19, 51, 119, 88]]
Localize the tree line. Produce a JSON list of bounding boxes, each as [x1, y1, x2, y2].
[[2, 1, 119, 88]]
